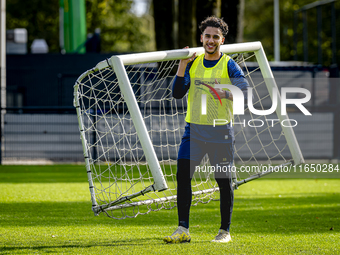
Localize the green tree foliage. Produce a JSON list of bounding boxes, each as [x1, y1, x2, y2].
[[86, 0, 154, 52], [153, 0, 244, 50], [6, 0, 154, 53], [6, 0, 60, 52], [243, 0, 340, 66]]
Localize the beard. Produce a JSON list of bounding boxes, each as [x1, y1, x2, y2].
[[204, 43, 219, 55]]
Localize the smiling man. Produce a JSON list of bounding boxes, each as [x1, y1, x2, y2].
[[202, 26, 225, 57], [163, 16, 249, 244]]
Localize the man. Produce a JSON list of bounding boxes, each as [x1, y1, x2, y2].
[[163, 16, 249, 243]]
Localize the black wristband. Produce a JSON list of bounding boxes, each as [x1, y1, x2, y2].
[[225, 91, 230, 99]]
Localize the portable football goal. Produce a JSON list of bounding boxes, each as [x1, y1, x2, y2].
[[73, 42, 304, 219]]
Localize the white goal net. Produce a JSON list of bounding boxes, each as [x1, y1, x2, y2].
[[73, 42, 304, 219]]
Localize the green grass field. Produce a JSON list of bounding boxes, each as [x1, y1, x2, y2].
[[0, 165, 339, 254]]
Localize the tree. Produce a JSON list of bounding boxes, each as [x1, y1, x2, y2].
[[153, 0, 245, 50], [178, 0, 197, 48], [86, 0, 153, 53], [6, 0, 155, 53], [195, 0, 221, 46], [153, 0, 197, 50], [152, 0, 175, 51], [6, 0, 60, 52], [221, 0, 244, 44], [195, 0, 244, 45], [243, 0, 340, 65]]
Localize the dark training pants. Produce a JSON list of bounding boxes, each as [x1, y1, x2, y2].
[[176, 140, 234, 232]]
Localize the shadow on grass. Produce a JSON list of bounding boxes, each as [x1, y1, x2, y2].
[[0, 165, 88, 183], [1, 193, 339, 234], [1, 164, 339, 186], [0, 165, 177, 183], [0, 237, 168, 253]]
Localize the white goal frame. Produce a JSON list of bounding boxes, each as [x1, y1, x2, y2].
[[74, 41, 304, 215]]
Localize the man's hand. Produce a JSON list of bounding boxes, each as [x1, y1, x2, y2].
[[177, 46, 196, 77], [209, 79, 233, 101]]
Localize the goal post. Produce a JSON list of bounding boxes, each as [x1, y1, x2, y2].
[[73, 41, 305, 219], [254, 47, 304, 166], [111, 56, 168, 192]]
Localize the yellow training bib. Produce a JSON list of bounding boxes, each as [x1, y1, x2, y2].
[[185, 54, 233, 125]]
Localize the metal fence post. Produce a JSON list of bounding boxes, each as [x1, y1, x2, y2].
[[329, 64, 340, 159]]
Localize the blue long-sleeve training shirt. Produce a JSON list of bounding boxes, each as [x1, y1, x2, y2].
[[172, 53, 249, 143]]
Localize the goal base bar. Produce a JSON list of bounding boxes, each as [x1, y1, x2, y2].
[[234, 161, 293, 189], [92, 184, 158, 215], [104, 187, 220, 212], [97, 161, 293, 213]]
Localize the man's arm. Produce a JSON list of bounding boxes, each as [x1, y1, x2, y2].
[[227, 58, 249, 99], [210, 58, 249, 101], [176, 46, 196, 77], [172, 75, 190, 99], [172, 47, 196, 99]]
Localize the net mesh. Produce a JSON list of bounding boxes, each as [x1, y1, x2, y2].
[[74, 52, 292, 219]]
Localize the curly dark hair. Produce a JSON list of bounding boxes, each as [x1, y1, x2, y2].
[[199, 16, 229, 37]]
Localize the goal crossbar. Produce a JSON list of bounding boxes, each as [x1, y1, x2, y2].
[[90, 42, 263, 72]]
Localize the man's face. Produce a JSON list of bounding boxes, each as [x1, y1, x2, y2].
[[201, 26, 225, 55]]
